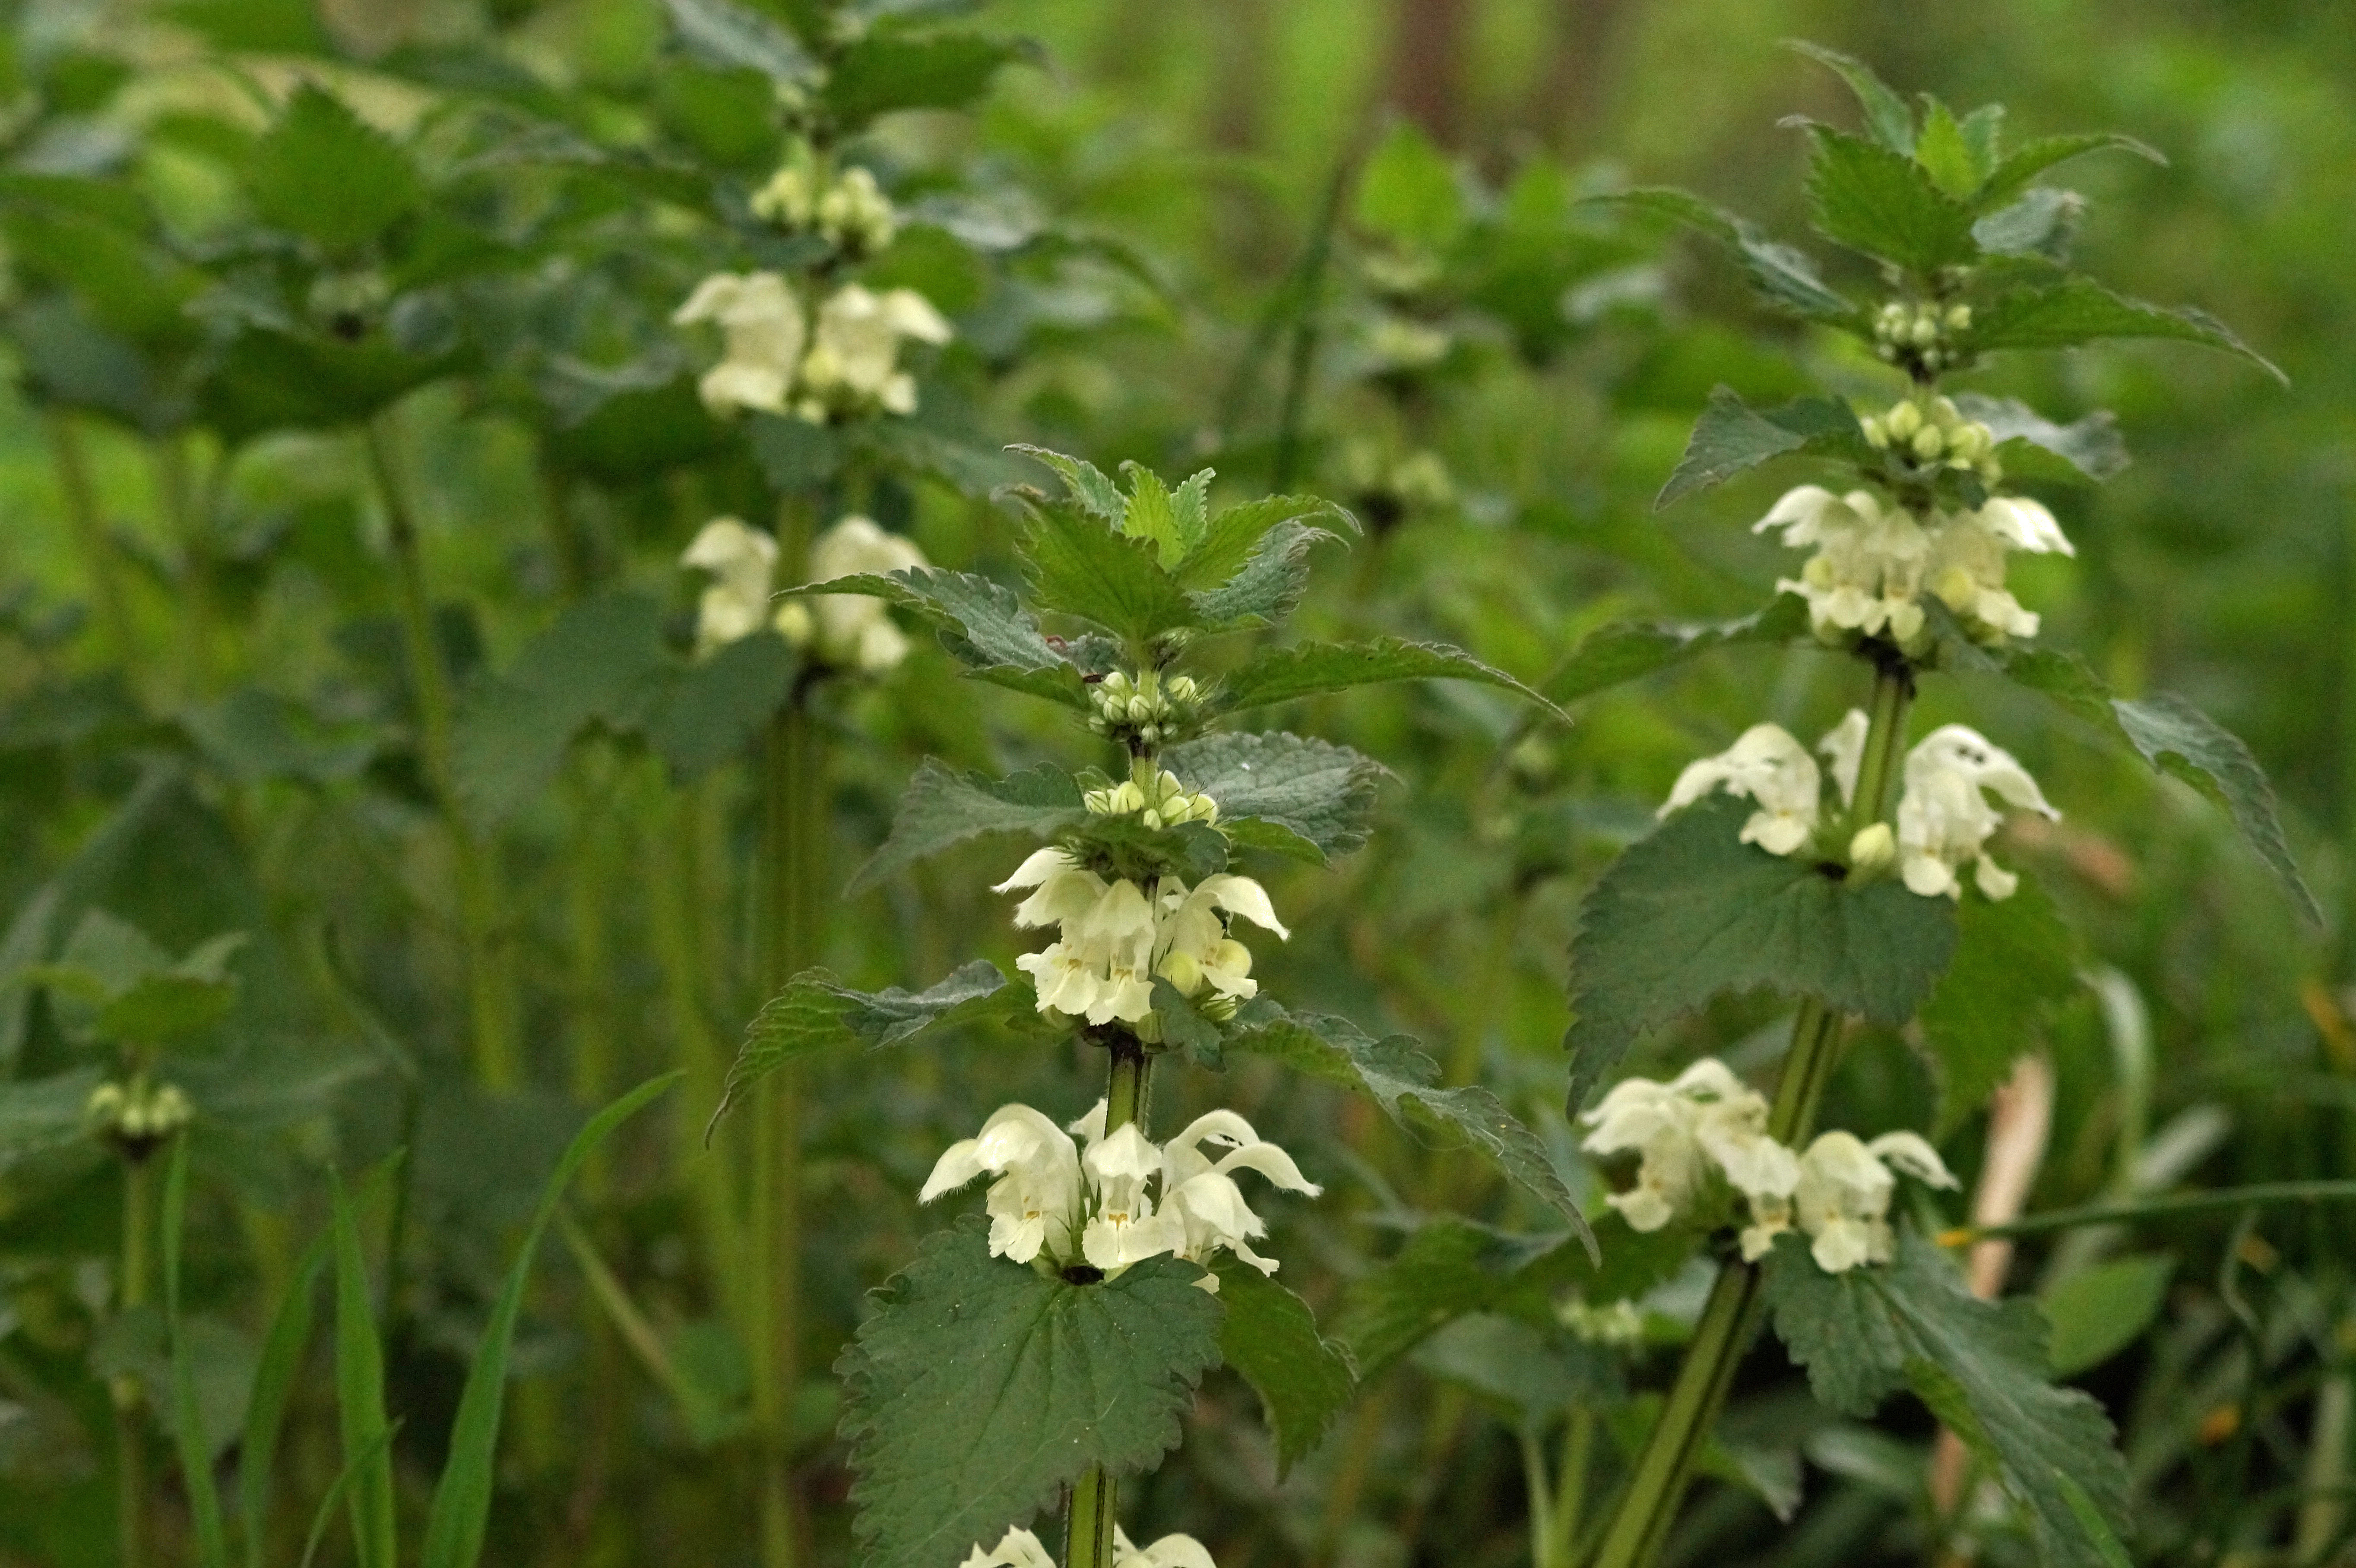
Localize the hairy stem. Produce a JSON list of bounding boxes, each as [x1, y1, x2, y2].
[[1590, 661, 1914, 1568], [1070, 1038, 1153, 1568]]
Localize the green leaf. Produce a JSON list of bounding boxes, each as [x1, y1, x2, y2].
[[1188, 520, 1330, 630], [247, 88, 421, 252], [836, 1220, 1224, 1568], [1656, 387, 1874, 509], [1545, 597, 1811, 705], [1414, 1314, 1623, 1432], [0, 1068, 104, 1173], [850, 762, 1086, 892], [1972, 189, 2083, 262], [1149, 979, 1225, 1067], [418, 1075, 677, 1568], [1164, 730, 1386, 863], [1762, 1231, 2132, 1567], [1170, 469, 1213, 559], [453, 591, 668, 825], [2041, 1254, 2174, 1378], [1588, 188, 1856, 322], [1010, 445, 1124, 522], [1786, 41, 1914, 153], [1803, 125, 1979, 275], [660, 0, 814, 86], [1913, 100, 1983, 199], [164, 1138, 229, 1568], [1118, 462, 1181, 564], [1988, 650, 2318, 921], [241, 1230, 331, 1568], [1977, 133, 2166, 209], [826, 31, 1026, 128], [1951, 394, 2127, 482], [642, 631, 795, 780], [1958, 104, 2008, 176], [1177, 494, 1358, 591], [1917, 882, 2080, 1136], [1354, 121, 1465, 250], [1225, 1002, 1591, 1244], [328, 1175, 397, 1568], [1017, 503, 1201, 648], [1563, 794, 1958, 1113], [1061, 816, 1231, 886], [792, 567, 1086, 708], [1215, 637, 1566, 722], [1966, 278, 2285, 384], [1210, 1257, 1357, 1476], [712, 963, 1031, 1128]]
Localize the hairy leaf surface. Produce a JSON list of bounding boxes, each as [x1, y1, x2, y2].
[[1216, 638, 1564, 720], [1210, 1258, 1356, 1476], [850, 762, 1085, 893], [1163, 730, 1386, 862], [1657, 387, 1875, 508]]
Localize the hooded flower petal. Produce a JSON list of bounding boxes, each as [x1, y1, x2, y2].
[[1661, 724, 1824, 857], [962, 1526, 1057, 1568]]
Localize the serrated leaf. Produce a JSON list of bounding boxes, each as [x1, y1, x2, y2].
[[1966, 278, 2284, 384], [1786, 41, 1914, 154], [1917, 881, 2080, 1136], [1214, 638, 1566, 722], [1170, 469, 1213, 558], [1951, 394, 2126, 481], [1177, 494, 1357, 590], [1010, 444, 1122, 521], [1163, 730, 1386, 863], [791, 567, 1085, 708], [1062, 816, 1230, 886], [1187, 519, 1327, 630], [1118, 462, 1181, 564], [1018, 503, 1200, 648], [1972, 189, 2083, 262], [2041, 1254, 2173, 1378], [660, 0, 814, 85], [826, 31, 1025, 128], [1803, 125, 1979, 275], [850, 762, 1085, 893], [1587, 188, 1856, 322], [1210, 1257, 1356, 1476], [1225, 1002, 1590, 1244], [453, 592, 668, 825], [1149, 979, 1225, 1067], [248, 87, 421, 252], [836, 1221, 1224, 1568], [1959, 104, 2007, 180], [712, 963, 1032, 1128], [1913, 100, 1982, 199], [1563, 794, 1958, 1112], [1763, 1232, 2132, 1568], [1988, 650, 2317, 921], [1545, 596, 1811, 705], [1977, 133, 2165, 209], [1657, 387, 1875, 509]]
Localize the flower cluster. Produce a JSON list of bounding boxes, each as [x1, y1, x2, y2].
[[750, 160, 898, 257], [1756, 482, 2070, 650], [1086, 670, 1202, 749], [673, 272, 951, 422], [1662, 714, 2056, 899], [998, 851, 1282, 1030], [1871, 298, 1972, 376], [1859, 395, 2000, 486], [681, 513, 925, 672], [963, 1525, 1214, 1568], [920, 1100, 1319, 1281], [1083, 768, 1219, 831], [1580, 1059, 1957, 1274], [85, 1076, 191, 1153]]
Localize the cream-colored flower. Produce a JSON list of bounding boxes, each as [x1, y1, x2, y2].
[[1113, 1527, 1217, 1568], [681, 517, 780, 652], [779, 515, 927, 673], [817, 165, 898, 253], [1757, 486, 1931, 648], [1580, 1059, 1792, 1232], [750, 164, 819, 229], [1660, 723, 1824, 857], [1791, 1129, 1958, 1273], [961, 1526, 1056, 1568], [1923, 496, 2071, 642], [1894, 725, 2058, 900], [796, 284, 953, 421], [673, 272, 806, 418], [921, 1105, 1085, 1265]]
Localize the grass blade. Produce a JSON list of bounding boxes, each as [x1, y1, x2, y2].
[[418, 1072, 681, 1568], [297, 1421, 402, 1568], [163, 1136, 230, 1568], [239, 1226, 332, 1568], [329, 1171, 399, 1568]]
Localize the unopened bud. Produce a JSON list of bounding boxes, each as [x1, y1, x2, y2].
[[1910, 425, 1946, 461], [1944, 303, 1973, 332], [1884, 401, 1922, 440], [1849, 822, 1896, 872], [1861, 416, 1888, 449], [1909, 316, 1939, 347], [1157, 949, 1203, 996]]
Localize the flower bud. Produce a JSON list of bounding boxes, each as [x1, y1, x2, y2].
[[1861, 416, 1888, 449], [1884, 401, 1922, 440], [1910, 425, 1946, 461], [1849, 822, 1897, 872], [1932, 397, 1960, 426], [1165, 675, 1197, 703], [1909, 315, 1939, 347], [1157, 949, 1203, 996], [1141, 809, 1163, 829], [1944, 303, 1973, 332], [773, 601, 814, 646]]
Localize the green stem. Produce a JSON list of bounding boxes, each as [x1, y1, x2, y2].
[[364, 416, 521, 1092], [1521, 1426, 1555, 1568], [152, 433, 212, 701], [1068, 1037, 1153, 1567], [1589, 662, 1914, 1568], [117, 1156, 155, 1568], [1551, 1409, 1596, 1568], [45, 411, 136, 669], [653, 781, 746, 1324]]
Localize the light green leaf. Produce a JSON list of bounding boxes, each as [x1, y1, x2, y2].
[[1587, 188, 1857, 322], [1803, 125, 1980, 275], [1913, 99, 1983, 199], [825, 31, 1026, 128], [1118, 462, 1181, 564], [1563, 794, 1957, 1113], [1977, 133, 2166, 209], [1952, 394, 2127, 481], [1177, 494, 1358, 590], [1164, 730, 1386, 863], [1170, 469, 1213, 558], [2041, 1254, 2174, 1377], [1959, 104, 2008, 183], [1225, 1002, 1591, 1243], [1917, 881, 2081, 1137], [1657, 386, 1873, 509], [1009, 444, 1123, 521], [247, 87, 421, 252], [1546, 597, 1810, 706], [329, 1175, 397, 1568], [1215, 637, 1566, 721], [454, 591, 668, 825], [836, 1220, 1225, 1568], [1761, 1230, 2133, 1567], [1966, 278, 2284, 384], [1786, 41, 1915, 153], [1354, 121, 1465, 250], [1210, 1257, 1357, 1477], [712, 963, 1034, 1128], [1018, 503, 1201, 648], [849, 761, 1085, 893]]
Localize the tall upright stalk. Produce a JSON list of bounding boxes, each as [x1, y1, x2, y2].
[[45, 411, 136, 668], [114, 1156, 155, 1568], [1588, 661, 1914, 1568], [1068, 1038, 1153, 1568], [363, 416, 521, 1092]]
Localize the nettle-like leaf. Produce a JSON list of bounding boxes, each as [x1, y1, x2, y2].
[[18, 910, 247, 1046], [1163, 731, 1387, 864], [1951, 394, 2127, 482], [1563, 795, 1958, 1113], [660, 0, 815, 87], [247, 86, 422, 252], [453, 591, 669, 826], [1964, 277, 2285, 384], [850, 762, 1086, 893], [1224, 1002, 1591, 1246], [1656, 386, 1875, 509], [1177, 495, 1358, 591], [1018, 500, 1202, 648], [792, 567, 1087, 709], [1976, 133, 2165, 210], [1209, 1256, 1356, 1478], [1588, 188, 1856, 323], [1802, 124, 1980, 276], [1912, 100, 1992, 200], [1916, 882, 2080, 1137], [710, 963, 1040, 1129], [1188, 520, 1329, 631], [0, 1067, 104, 1173], [1787, 41, 1916, 156], [1545, 595, 1812, 707], [1973, 189, 2083, 263], [836, 1219, 1224, 1568], [1762, 1231, 2132, 1568], [1215, 638, 1566, 721], [825, 30, 1029, 129]]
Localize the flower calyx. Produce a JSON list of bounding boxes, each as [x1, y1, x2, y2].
[[1871, 298, 1973, 379], [1859, 394, 2001, 493], [751, 154, 899, 260], [1085, 669, 1204, 751]]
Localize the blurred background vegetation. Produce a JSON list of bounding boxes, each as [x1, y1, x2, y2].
[[0, 1, 2348, 1567]]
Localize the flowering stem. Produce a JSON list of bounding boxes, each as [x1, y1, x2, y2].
[[1067, 1035, 1153, 1567], [1589, 662, 1914, 1568], [115, 1154, 155, 1568]]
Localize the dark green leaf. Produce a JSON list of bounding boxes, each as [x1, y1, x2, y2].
[[1587, 188, 1856, 322], [1545, 596, 1810, 706], [642, 631, 795, 780], [1917, 882, 2080, 1136], [1413, 1313, 1620, 1427], [328, 1176, 397, 1568], [1210, 1257, 1357, 1476], [1967, 278, 2285, 384], [2041, 1255, 2174, 1378], [248, 88, 421, 252], [1563, 795, 1958, 1113], [1215, 638, 1566, 721], [1188, 519, 1330, 629], [1061, 816, 1232, 885], [660, 0, 814, 85], [1009, 445, 1123, 521], [164, 1139, 229, 1568], [1017, 504, 1200, 648], [0, 1068, 103, 1172], [1658, 387, 1875, 509], [1952, 394, 2126, 481], [240, 1230, 331, 1568], [1803, 125, 1979, 275], [826, 32, 1026, 128], [836, 1220, 1224, 1568], [453, 592, 669, 825], [1786, 41, 1915, 153], [1977, 133, 2166, 209], [1163, 730, 1386, 863], [849, 761, 1086, 893], [792, 567, 1086, 708], [1150, 979, 1225, 1067], [1177, 494, 1358, 591]]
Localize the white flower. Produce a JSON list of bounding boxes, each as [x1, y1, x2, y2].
[[1580, 1059, 1793, 1232], [1114, 1527, 1217, 1568], [1660, 724, 1822, 856], [1894, 725, 2058, 901], [1153, 1109, 1321, 1282], [1004, 855, 1285, 1033], [776, 515, 928, 673], [921, 1105, 1085, 1265], [1757, 486, 1931, 647], [680, 517, 779, 652], [1080, 1122, 1172, 1270], [673, 272, 806, 418], [1150, 874, 1286, 1013], [796, 284, 953, 421], [1792, 1129, 1958, 1273], [961, 1526, 1056, 1568], [1924, 496, 2072, 642], [1817, 709, 1869, 810]]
